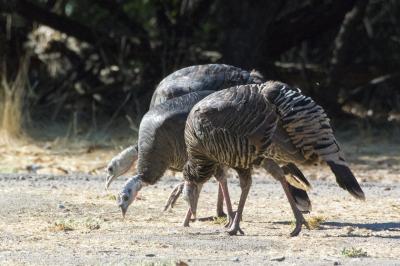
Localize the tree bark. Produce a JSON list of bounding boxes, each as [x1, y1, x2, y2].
[[323, 0, 369, 115]]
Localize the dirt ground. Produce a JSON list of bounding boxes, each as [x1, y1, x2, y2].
[[0, 137, 399, 265]]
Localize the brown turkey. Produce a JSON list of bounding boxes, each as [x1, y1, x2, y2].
[[182, 82, 364, 236]]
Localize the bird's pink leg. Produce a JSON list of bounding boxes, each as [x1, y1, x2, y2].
[[219, 179, 235, 228], [216, 184, 226, 217], [262, 159, 309, 236], [227, 169, 251, 235], [182, 208, 192, 227]]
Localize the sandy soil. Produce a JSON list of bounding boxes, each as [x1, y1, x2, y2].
[[0, 138, 399, 265]]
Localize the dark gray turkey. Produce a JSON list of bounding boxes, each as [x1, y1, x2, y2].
[[150, 64, 264, 107], [107, 64, 311, 219], [107, 64, 283, 219], [115, 89, 311, 224], [183, 83, 365, 236], [106, 64, 263, 191], [116, 91, 234, 219]]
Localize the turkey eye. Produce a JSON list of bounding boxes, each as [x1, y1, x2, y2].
[[122, 195, 129, 201], [108, 166, 113, 173]]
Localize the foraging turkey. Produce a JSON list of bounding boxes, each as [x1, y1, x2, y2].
[[116, 91, 235, 219], [107, 64, 276, 218], [107, 64, 312, 218], [115, 89, 312, 223], [106, 64, 263, 189], [183, 85, 279, 235], [183, 82, 365, 236]]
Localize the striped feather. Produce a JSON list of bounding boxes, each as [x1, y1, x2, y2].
[[260, 81, 365, 199]]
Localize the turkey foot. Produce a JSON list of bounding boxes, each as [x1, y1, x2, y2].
[[227, 213, 244, 235], [290, 210, 310, 237], [164, 183, 184, 211], [224, 211, 236, 228]]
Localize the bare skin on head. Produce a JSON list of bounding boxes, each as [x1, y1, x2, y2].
[[117, 175, 144, 218], [105, 145, 138, 189]]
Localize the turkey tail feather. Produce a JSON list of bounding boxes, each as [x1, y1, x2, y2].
[[282, 163, 312, 191], [288, 184, 312, 213], [327, 161, 365, 200]]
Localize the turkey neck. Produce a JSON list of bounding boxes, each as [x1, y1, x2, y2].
[[136, 91, 214, 185]]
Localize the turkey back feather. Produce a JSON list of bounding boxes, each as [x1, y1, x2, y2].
[[151, 64, 264, 108]]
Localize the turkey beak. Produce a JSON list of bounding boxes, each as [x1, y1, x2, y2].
[[105, 175, 115, 190]]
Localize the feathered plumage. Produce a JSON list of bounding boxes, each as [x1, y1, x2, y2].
[[150, 64, 264, 108], [259, 81, 365, 200], [183, 85, 279, 235]]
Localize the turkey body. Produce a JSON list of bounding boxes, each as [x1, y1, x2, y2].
[[183, 85, 278, 235], [110, 64, 272, 219], [183, 83, 365, 236]]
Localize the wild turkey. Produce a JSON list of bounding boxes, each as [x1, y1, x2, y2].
[[107, 64, 274, 218], [183, 85, 279, 235], [182, 83, 365, 236], [107, 64, 312, 219], [106, 64, 263, 189], [116, 91, 234, 219], [114, 91, 313, 224]]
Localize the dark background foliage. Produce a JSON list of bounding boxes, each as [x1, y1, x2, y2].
[[1, 0, 399, 137]]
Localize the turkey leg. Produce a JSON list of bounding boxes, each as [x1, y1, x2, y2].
[[227, 168, 252, 236], [262, 159, 309, 236]]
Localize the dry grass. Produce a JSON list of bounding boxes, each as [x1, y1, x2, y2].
[[49, 218, 102, 232], [307, 216, 326, 230], [341, 247, 368, 258], [211, 216, 227, 225], [50, 219, 76, 232], [0, 57, 30, 144]]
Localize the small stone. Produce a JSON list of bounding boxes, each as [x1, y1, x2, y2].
[[271, 256, 285, 262], [232, 257, 240, 262], [145, 253, 155, 257], [58, 203, 65, 209], [346, 226, 354, 234], [384, 187, 391, 191], [333, 261, 341, 265]]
